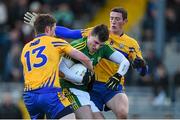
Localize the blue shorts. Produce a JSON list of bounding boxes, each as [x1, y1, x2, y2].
[[23, 90, 73, 119], [90, 81, 124, 111]]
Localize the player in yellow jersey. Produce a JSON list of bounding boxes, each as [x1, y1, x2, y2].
[[84, 7, 148, 119], [24, 8, 148, 119], [21, 14, 93, 119]]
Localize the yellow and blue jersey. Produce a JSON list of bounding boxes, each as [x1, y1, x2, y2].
[[21, 34, 74, 92], [82, 28, 143, 83]]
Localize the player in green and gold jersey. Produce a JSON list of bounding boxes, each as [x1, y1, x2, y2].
[[59, 24, 130, 119], [81, 7, 148, 119]]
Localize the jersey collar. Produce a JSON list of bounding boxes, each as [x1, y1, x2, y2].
[[35, 33, 47, 38]]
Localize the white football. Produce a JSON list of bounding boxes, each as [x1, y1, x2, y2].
[[62, 57, 75, 68], [70, 63, 87, 77]]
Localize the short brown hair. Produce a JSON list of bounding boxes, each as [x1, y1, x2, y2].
[[111, 7, 127, 20], [91, 24, 109, 42], [34, 14, 56, 34]]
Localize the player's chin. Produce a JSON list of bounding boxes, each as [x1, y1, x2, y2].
[[110, 27, 117, 32]]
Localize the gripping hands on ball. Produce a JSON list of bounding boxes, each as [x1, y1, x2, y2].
[[24, 12, 38, 27], [106, 73, 122, 91], [82, 69, 95, 85]]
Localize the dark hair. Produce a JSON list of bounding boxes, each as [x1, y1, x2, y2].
[[111, 7, 128, 20], [91, 24, 109, 42], [34, 14, 56, 34]]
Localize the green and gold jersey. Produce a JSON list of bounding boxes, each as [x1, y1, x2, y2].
[[60, 37, 115, 91], [82, 28, 143, 85]]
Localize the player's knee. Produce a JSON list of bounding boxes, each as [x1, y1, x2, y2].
[[115, 107, 128, 119]]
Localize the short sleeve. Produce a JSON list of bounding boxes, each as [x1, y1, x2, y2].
[[102, 43, 115, 59]]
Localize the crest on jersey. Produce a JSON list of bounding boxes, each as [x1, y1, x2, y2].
[[119, 43, 125, 49], [110, 40, 114, 45]]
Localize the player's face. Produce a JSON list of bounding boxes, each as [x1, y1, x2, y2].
[[110, 12, 127, 33], [88, 35, 105, 53], [46, 23, 56, 36]]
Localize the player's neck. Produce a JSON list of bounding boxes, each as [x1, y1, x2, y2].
[[111, 30, 124, 37]]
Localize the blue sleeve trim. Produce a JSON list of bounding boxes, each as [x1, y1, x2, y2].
[[55, 26, 82, 39]]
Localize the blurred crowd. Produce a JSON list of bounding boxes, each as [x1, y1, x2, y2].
[[0, 0, 106, 83], [0, 0, 180, 118], [137, 0, 180, 106]]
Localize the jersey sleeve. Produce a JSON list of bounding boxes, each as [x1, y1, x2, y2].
[[55, 26, 82, 39], [102, 43, 115, 59], [133, 40, 143, 59]]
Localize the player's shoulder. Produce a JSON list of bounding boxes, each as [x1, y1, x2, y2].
[[21, 43, 29, 53], [101, 42, 115, 52], [50, 36, 69, 45], [123, 34, 137, 42], [38, 36, 70, 48], [70, 38, 86, 47], [123, 34, 139, 46]]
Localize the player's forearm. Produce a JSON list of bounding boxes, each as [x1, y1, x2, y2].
[[59, 60, 83, 82], [117, 59, 130, 76], [109, 51, 130, 76], [68, 49, 93, 72], [55, 26, 82, 39]]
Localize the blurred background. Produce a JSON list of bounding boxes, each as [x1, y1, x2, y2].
[[0, 0, 179, 119]]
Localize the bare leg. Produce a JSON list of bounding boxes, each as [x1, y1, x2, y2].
[[93, 112, 105, 119], [60, 113, 76, 119], [106, 93, 128, 119], [75, 105, 93, 119]]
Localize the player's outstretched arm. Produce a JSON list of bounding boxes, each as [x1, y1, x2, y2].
[[24, 11, 82, 39], [55, 26, 82, 39], [106, 51, 130, 90], [68, 48, 93, 72]]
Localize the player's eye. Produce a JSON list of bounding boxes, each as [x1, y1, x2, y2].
[[94, 41, 99, 45], [115, 17, 120, 21]]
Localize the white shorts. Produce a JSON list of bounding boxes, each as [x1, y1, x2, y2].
[[69, 88, 100, 112]]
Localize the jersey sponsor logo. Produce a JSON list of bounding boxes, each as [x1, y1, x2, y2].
[[109, 38, 114, 45], [119, 43, 125, 49]]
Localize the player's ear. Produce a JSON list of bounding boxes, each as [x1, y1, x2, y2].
[[124, 19, 128, 24]]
